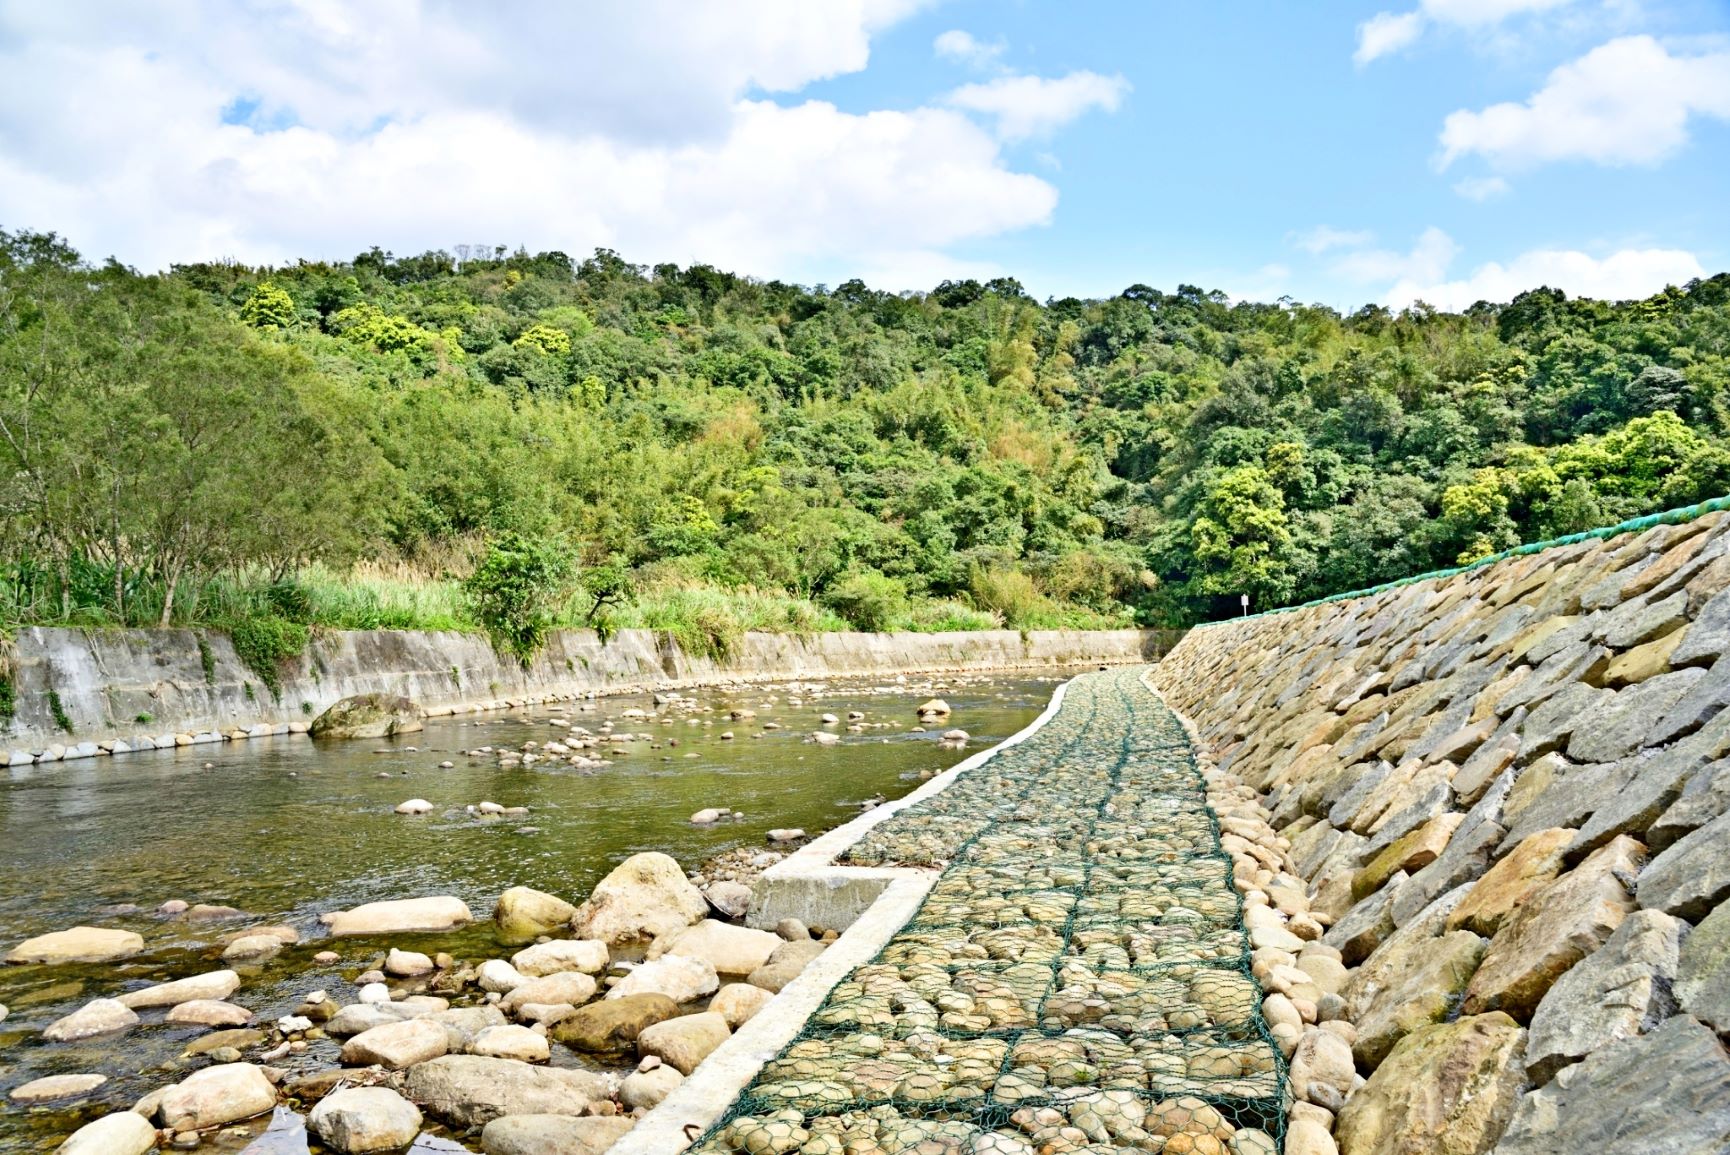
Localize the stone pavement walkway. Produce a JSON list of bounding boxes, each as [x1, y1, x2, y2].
[[691, 667, 1285, 1155]]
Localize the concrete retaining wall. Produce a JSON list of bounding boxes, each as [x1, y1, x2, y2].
[[1, 625, 1171, 760]]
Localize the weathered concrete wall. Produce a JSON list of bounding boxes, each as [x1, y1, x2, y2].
[[1151, 511, 1730, 1155], [2, 625, 1171, 758]]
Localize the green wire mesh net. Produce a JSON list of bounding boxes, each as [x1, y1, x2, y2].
[[689, 668, 1289, 1155]]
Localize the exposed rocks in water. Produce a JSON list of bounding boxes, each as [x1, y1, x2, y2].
[[7, 1072, 107, 1103], [44, 997, 139, 1041], [607, 954, 717, 1003], [117, 968, 241, 1009], [512, 938, 608, 977], [702, 880, 753, 919], [340, 1018, 450, 1069], [156, 1062, 278, 1130], [647, 919, 781, 975], [308, 1086, 424, 1154], [568, 852, 708, 945], [55, 1112, 159, 1155], [310, 693, 424, 740], [551, 993, 680, 1052], [166, 998, 254, 1027], [393, 798, 434, 815], [478, 1114, 636, 1155], [637, 1010, 730, 1074], [4, 925, 144, 964], [403, 1054, 609, 1127], [320, 896, 473, 936]]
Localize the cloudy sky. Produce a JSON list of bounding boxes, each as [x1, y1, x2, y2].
[[1, 0, 1726, 308]]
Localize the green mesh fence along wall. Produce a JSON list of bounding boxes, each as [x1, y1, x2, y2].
[[691, 668, 1287, 1155], [1206, 493, 1730, 628]]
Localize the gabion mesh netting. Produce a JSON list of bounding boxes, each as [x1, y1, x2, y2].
[[691, 669, 1288, 1155]]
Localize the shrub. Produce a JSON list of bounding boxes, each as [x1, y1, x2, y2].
[[822, 569, 907, 633], [229, 615, 311, 699], [968, 567, 1045, 628], [463, 533, 575, 665]]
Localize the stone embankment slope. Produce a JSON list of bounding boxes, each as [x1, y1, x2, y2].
[[685, 668, 1295, 1155], [1152, 511, 1730, 1155]]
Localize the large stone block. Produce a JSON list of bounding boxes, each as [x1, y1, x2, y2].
[[1447, 828, 1574, 938], [1462, 835, 1643, 1021], [1676, 898, 1730, 1033], [1524, 908, 1686, 1085], [1637, 810, 1730, 921], [1336, 1013, 1526, 1155], [1490, 1015, 1730, 1155]]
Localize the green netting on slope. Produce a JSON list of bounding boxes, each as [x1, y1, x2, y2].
[[690, 669, 1287, 1155], [1204, 491, 1730, 628]]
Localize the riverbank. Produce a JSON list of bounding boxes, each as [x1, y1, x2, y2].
[[0, 672, 1062, 1153], [2, 625, 1174, 762]]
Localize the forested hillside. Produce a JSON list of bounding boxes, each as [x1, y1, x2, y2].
[[3, 227, 1728, 648]]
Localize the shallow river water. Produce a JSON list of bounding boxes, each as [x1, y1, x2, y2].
[[0, 670, 1065, 1152]]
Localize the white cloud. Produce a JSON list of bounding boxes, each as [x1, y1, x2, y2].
[[1355, 0, 1578, 64], [1384, 244, 1707, 308], [1333, 227, 1462, 285], [1421, 0, 1576, 24], [1438, 35, 1730, 168], [1355, 12, 1425, 65], [1290, 226, 1377, 255], [945, 71, 1131, 141], [1453, 175, 1511, 200], [934, 29, 1004, 69], [0, 0, 1097, 286]]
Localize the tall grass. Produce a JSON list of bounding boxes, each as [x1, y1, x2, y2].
[[0, 556, 1128, 644]]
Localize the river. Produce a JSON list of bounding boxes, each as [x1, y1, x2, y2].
[[0, 669, 1066, 1152]]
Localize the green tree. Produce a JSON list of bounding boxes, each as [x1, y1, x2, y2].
[[463, 534, 575, 664]]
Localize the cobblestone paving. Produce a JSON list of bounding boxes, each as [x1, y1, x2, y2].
[[694, 668, 1286, 1155]]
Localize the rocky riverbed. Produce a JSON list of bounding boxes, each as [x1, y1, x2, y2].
[[0, 672, 1064, 1153]]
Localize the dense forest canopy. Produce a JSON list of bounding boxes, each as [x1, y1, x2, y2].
[[3, 227, 1728, 643]]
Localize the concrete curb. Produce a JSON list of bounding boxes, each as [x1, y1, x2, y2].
[[609, 677, 1076, 1155]]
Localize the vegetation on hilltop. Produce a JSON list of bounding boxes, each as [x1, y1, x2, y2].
[[2, 227, 1727, 656]]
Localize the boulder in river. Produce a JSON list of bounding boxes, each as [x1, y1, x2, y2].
[[8, 1072, 106, 1103], [916, 698, 951, 719], [703, 881, 753, 919], [5, 926, 143, 965], [341, 1018, 450, 1069], [157, 1062, 278, 1131], [567, 852, 707, 945], [648, 920, 780, 975], [478, 1114, 636, 1155], [320, 896, 472, 937], [55, 1111, 159, 1155], [166, 999, 254, 1027], [309, 1086, 423, 1154], [43, 997, 139, 1041], [493, 886, 577, 943], [710, 982, 774, 1028], [118, 969, 240, 1009], [469, 1024, 550, 1062], [606, 954, 718, 1003], [551, 993, 679, 1052], [511, 939, 608, 977], [403, 1054, 609, 1127], [500, 971, 597, 1014], [385, 948, 435, 977], [310, 694, 424, 740], [637, 1010, 730, 1075]]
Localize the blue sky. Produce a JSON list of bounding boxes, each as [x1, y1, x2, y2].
[[1, 1, 1726, 308]]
